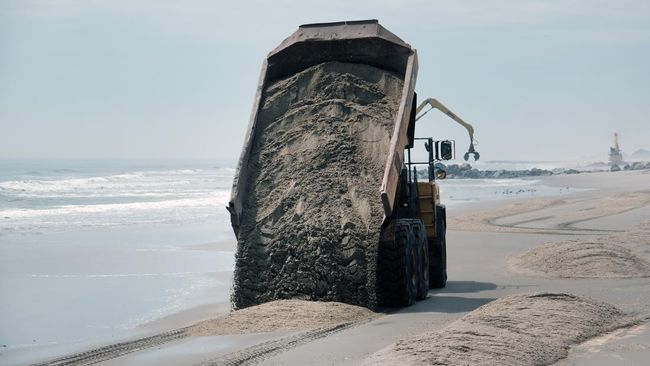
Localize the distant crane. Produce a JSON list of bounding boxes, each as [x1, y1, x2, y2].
[[609, 133, 623, 168]]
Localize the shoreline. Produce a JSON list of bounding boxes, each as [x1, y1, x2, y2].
[[137, 269, 233, 334]]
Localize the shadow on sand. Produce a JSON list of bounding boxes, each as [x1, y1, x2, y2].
[[377, 281, 499, 314], [437, 280, 498, 293], [379, 294, 496, 315], [407, 295, 496, 314]]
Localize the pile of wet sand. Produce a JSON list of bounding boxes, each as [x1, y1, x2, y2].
[[513, 240, 650, 278], [363, 293, 637, 366], [188, 300, 378, 336], [512, 222, 650, 278], [231, 62, 403, 309]]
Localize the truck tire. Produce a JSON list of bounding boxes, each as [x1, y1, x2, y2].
[[378, 219, 418, 307], [429, 207, 447, 289], [409, 220, 429, 300]]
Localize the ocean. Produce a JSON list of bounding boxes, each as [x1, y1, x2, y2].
[[0, 158, 576, 364], [0, 159, 233, 235]]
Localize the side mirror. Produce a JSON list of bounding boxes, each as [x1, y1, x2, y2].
[[436, 140, 454, 160]]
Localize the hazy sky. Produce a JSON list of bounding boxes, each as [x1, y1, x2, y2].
[[1, 0, 649, 163]]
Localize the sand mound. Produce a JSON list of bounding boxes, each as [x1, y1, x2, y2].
[[231, 62, 403, 309], [363, 293, 637, 366], [513, 240, 650, 278], [512, 221, 650, 278], [188, 300, 378, 336]]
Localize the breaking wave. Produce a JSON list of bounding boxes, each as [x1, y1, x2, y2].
[[0, 166, 235, 234]]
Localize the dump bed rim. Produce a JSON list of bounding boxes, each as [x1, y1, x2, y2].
[[268, 19, 411, 60]]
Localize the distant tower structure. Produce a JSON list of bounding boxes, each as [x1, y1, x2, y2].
[[609, 132, 623, 165]]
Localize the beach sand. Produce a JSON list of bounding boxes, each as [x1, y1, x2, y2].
[[448, 190, 650, 233], [23, 170, 650, 366]]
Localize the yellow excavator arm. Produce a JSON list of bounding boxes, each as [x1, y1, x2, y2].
[[415, 97, 480, 161]]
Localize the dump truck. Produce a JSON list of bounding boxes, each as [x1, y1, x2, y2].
[[227, 20, 478, 308]]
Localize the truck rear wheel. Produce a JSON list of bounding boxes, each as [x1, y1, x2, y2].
[[378, 219, 418, 307], [410, 220, 429, 300], [429, 207, 447, 289]]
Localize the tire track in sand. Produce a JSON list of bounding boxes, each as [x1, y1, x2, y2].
[[449, 190, 650, 234], [31, 329, 189, 366], [197, 322, 355, 366]]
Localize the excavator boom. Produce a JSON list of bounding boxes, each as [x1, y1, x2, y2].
[[415, 98, 479, 161]]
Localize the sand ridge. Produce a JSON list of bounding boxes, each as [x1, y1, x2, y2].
[[188, 299, 379, 336], [512, 221, 650, 278], [363, 293, 638, 366]]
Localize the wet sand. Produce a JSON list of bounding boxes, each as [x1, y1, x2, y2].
[[22, 170, 650, 366]]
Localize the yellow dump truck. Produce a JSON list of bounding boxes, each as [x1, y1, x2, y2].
[[228, 20, 478, 308]]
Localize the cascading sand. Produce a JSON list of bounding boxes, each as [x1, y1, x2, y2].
[[231, 62, 403, 309]]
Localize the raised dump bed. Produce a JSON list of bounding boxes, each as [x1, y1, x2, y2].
[[227, 20, 419, 309]]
